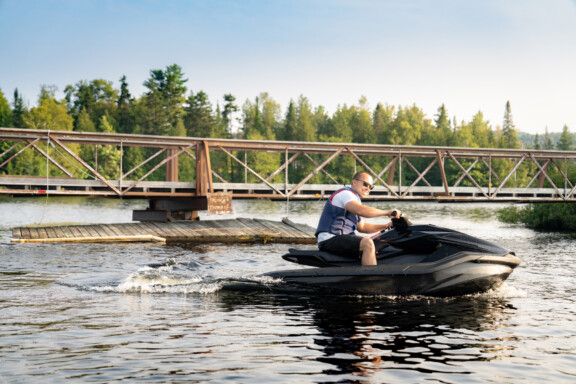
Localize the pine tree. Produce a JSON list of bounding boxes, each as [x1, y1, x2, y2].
[[351, 97, 374, 144], [65, 79, 118, 129], [142, 64, 188, 135], [221, 94, 238, 138], [431, 104, 452, 146], [76, 108, 96, 132], [295, 95, 316, 142], [116, 75, 135, 133], [533, 133, 541, 150], [372, 103, 394, 144], [330, 105, 354, 143], [12, 89, 26, 128], [184, 91, 216, 137], [557, 125, 574, 150], [241, 93, 279, 140], [314, 105, 333, 141], [282, 100, 297, 141], [543, 127, 554, 150], [501, 101, 519, 149]]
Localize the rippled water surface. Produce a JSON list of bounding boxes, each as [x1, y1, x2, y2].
[[1, 197, 575, 383]]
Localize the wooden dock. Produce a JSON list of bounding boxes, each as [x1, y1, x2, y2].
[[11, 218, 316, 244]]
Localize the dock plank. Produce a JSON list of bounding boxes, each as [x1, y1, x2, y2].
[[118, 223, 138, 237], [234, 218, 268, 236], [146, 222, 177, 238], [86, 225, 103, 238], [35, 227, 49, 240], [174, 222, 215, 240], [28, 227, 40, 240], [104, 224, 125, 238], [96, 224, 117, 238], [20, 228, 31, 239], [51, 226, 69, 239], [76, 225, 93, 238], [12, 227, 22, 239], [256, 218, 305, 239], [69, 226, 85, 238]]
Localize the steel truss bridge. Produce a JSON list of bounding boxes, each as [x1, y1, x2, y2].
[[1, 128, 575, 219]]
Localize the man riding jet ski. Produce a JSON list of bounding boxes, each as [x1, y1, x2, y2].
[[314, 171, 402, 266], [267, 216, 520, 296], [261, 172, 520, 297]]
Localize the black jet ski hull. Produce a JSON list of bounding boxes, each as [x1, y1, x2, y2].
[[263, 253, 520, 297]]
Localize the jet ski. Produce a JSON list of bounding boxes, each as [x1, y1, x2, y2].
[[261, 217, 520, 297]]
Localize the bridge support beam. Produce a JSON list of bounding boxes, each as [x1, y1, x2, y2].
[[133, 197, 208, 222], [166, 148, 179, 182], [133, 142, 214, 222]]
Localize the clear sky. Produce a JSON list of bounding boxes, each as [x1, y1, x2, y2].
[[1, 0, 575, 134]]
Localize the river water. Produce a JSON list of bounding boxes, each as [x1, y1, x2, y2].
[[1, 197, 575, 383]]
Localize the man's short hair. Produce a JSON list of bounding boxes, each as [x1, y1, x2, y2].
[[352, 171, 371, 181]]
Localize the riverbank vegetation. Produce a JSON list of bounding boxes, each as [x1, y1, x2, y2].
[[1, 63, 575, 189], [497, 203, 576, 231]]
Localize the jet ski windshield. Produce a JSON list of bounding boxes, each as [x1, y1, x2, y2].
[[374, 223, 509, 258]]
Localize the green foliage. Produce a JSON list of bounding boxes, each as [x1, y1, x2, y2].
[[373, 103, 395, 144], [556, 125, 574, 151], [244, 131, 281, 182], [543, 128, 555, 149], [0, 89, 13, 127], [501, 101, 520, 149], [65, 79, 118, 124], [392, 105, 428, 145], [497, 203, 576, 231], [24, 86, 74, 131], [76, 108, 96, 132], [141, 64, 188, 136], [425, 104, 452, 146], [221, 94, 238, 138], [4, 65, 576, 189], [281, 100, 297, 142], [116, 75, 135, 134], [295, 96, 317, 142], [496, 205, 529, 223], [185, 91, 216, 137], [11, 89, 26, 128]]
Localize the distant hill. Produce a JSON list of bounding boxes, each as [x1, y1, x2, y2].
[[518, 131, 561, 149]]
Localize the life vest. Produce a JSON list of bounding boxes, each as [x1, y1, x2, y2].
[[315, 187, 361, 237]]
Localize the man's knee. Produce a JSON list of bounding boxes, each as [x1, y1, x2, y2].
[[360, 237, 375, 252]]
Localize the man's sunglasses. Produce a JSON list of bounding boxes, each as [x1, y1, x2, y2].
[[354, 178, 374, 190]]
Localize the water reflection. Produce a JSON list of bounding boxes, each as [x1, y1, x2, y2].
[[219, 291, 517, 381]]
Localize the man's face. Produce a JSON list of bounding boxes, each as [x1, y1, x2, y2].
[[352, 175, 374, 198]]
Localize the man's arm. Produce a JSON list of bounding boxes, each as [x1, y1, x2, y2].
[[345, 200, 397, 218], [357, 220, 392, 234], [346, 200, 398, 234]]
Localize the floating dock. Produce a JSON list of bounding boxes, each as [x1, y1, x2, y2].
[[11, 218, 316, 244]]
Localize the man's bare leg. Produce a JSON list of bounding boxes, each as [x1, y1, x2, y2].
[[359, 237, 377, 266]]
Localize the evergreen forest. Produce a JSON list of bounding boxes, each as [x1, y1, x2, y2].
[[1, 64, 575, 189]]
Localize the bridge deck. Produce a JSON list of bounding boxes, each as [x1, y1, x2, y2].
[[2, 128, 576, 203], [0, 176, 571, 202], [11, 218, 316, 244]]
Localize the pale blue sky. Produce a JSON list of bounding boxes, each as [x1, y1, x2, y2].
[[1, 0, 576, 134]]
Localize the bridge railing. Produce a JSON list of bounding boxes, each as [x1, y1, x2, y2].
[[1, 127, 576, 202]]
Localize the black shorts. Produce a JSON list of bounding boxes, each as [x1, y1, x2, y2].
[[318, 234, 363, 259]]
